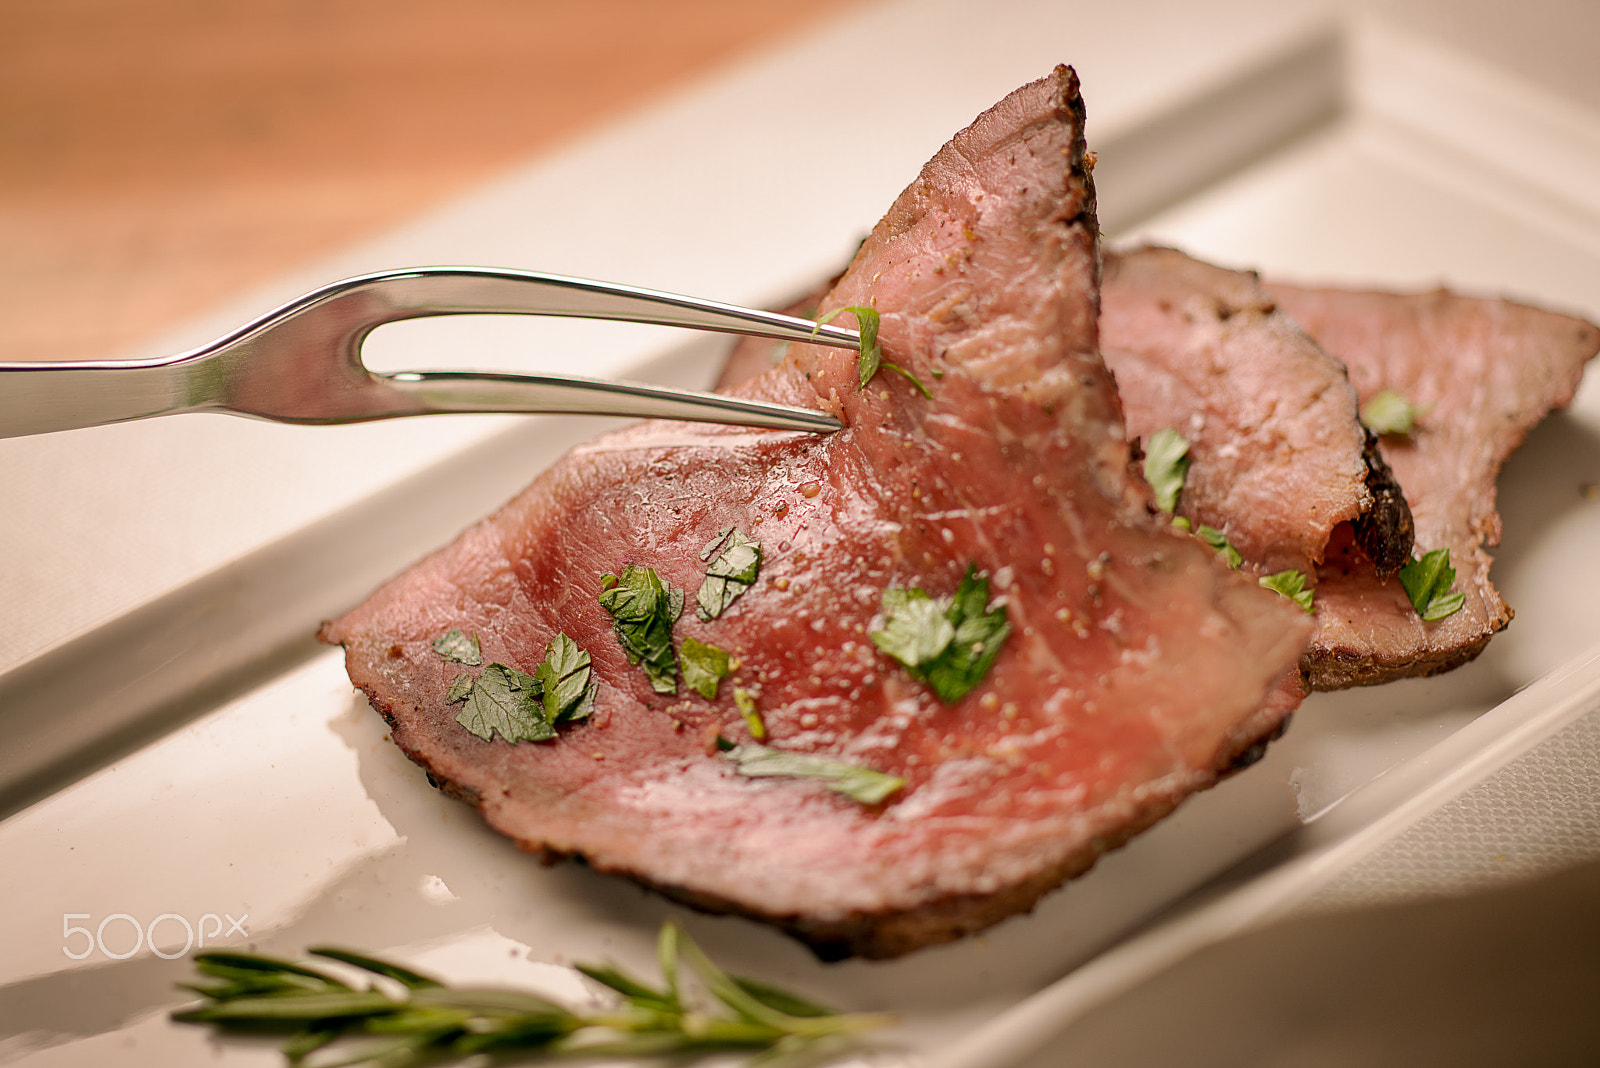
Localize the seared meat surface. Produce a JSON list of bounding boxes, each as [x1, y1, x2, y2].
[[322, 68, 1311, 959], [1267, 283, 1600, 688]]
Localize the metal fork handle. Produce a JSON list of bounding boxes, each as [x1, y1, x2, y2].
[[0, 267, 856, 438]]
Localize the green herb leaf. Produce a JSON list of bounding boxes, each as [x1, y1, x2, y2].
[[1398, 547, 1467, 621], [535, 633, 596, 723], [729, 975, 836, 1019], [724, 743, 904, 805], [1143, 428, 1191, 514], [699, 525, 735, 562], [455, 663, 555, 743], [733, 687, 766, 740], [430, 628, 481, 665], [1196, 524, 1243, 569], [598, 565, 682, 694], [695, 528, 762, 621], [680, 637, 732, 700], [1259, 569, 1315, 613], [174, 922, 889, 1066], [871, 590, 953, 668], [870, 566, 1011, 703], [1361, 388, 1430, 436], [176, 990, 399, 1024], [817, 305, 882, 388], [309, 948, 442, 990], [444, 673, 474, 704], [574, 962, 678, 1012], [882, 359, 933, 397]]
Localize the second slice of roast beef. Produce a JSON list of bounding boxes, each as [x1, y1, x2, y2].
[[322, 68, 1312, 959], [1267, 282, 1600, 688], [1100, 245, 1410, 578]]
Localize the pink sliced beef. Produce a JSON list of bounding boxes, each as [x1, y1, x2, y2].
[[321, 68, 1311, 959], [1267, 282, 1600, 688], [1100, 246, 1406, 578]]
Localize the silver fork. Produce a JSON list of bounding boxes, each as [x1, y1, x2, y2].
[[0, 267, 856, 439]]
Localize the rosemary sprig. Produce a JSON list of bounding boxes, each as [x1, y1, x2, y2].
[[172, 922, 891, 1067]]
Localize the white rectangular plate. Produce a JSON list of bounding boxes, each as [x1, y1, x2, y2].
[[4, 6, 1600, 1065]]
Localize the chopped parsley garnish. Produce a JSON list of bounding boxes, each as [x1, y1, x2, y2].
[[870, 565, 1011, 703], [724, 743, 903, 805], [817, 305, 882, 388], [430, 628, 481, 665], [534, 632, 598, 723], [452, 663, 555, 743], [1259, 569, 1315, 613], [1361, 388, 1430, 436], [444, 672, 474, 703], [881, 360, 933, 397], [1399, 547, 1466, 621], [1175, 516, 1243, 568], [695, 528, 761, 621], [816, 305, 929, 395], [1143, 428, 1191, 514], [447, 634, 596, 744], [733, 687, 766, 740], [1197, 524, 1243, 569], [598, 564, 684, 694], [699, 526, 735, 561], [680, 637, 732, 700]]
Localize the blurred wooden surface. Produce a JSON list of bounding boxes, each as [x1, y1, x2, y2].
[[0, 0, 862, 362]]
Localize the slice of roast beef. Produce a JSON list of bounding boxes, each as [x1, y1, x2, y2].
[[1265, 282, 1600, 689], [321, 67, 1312, 960], [726, 248, 1416, 584], [1100, 246, 1409, 578]]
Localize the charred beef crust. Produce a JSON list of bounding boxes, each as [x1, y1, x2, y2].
[[1351, 429, 1414, 577]]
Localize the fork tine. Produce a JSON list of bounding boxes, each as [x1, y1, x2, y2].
[[377, 371, 841, 432], [344, 267, 860, 349], [0, 267, 857, 439]]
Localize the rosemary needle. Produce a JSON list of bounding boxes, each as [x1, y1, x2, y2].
[[172, 921, 891, 1067]]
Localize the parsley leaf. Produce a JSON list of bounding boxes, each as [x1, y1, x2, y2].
[[445, 673, 475, 703], [680, 637, 731, 700], [1143, 428, 1191, 514], [431, 628, 481, 665], [1259, 569, 1315, 613], [871, 589, 953, 668], [695, 528, 761, 621], [535, 633, 597, 723], [1361, 388, 1430, 436], [1196, 524, 1243, 569], [881, 359, 933, 397], [699, 525, 735, 562], [1399, 547, 1467, 621], [724, 743, 903, 805], [598, 565, 683, 694], [733, 687, 766, 740], [817, 305, 883, 388], [455, 663, 555, 743], [870, 566, 1010, 703]]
